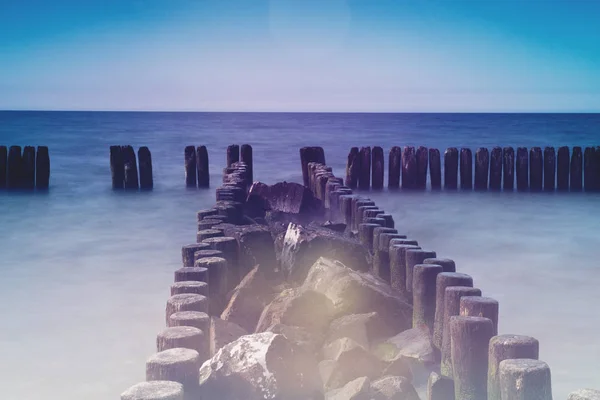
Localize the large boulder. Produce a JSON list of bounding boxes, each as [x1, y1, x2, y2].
[[325, 377, 371, 400], [302, 258, 412, 334], [209, 317, 248, 357], [198, 332, 324, 400], [327, 312, 397, 349], [255, 288, 335, 334], [369, 376, 420, 400], [248, 181, 322, 215], [281, 224, 370, 283], [220, 224, 278, 276], [372, 326, 436, 367], [269, 324, 325, 356]]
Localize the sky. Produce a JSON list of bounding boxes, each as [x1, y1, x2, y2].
[[1, 0, 599, 112]]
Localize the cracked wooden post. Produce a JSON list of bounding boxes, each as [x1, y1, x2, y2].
[[502, 146, 514, 191], [444, 147, 458, 190], [488, 334, 539, 400], [35, 146, 50, 190], [557, 146, 570, 191], [7, 145, 22, 189], [530, 147, 543, 191], [474, 147, 489, 190], [372, 146, 384, 190], [460, 148, 473, 190], [21, 146, 36, 189], [0, 146, 7, 188], [345, 147, 360, 189], [196, 146, 210, 188], [570, 146, 583, 191], [543, 146, 556, 191], [516, 147, 529, 191], [450, 316, 495, 400], [240, 144, 253, 184], [402, 146, 417, 189], [138, 146, 153, 190], [121, 381, 184, 400], [122, 145, 139, 190], [416, 146, 428, 189], [389, 146, 401, 189], [499, 359, 552, 400], [429, 148, 441, 190], [184, 146, 197, 187], [489, 147, 502, 191], [146, 348, 201, 396], [226, 144, 239, 168], [413, 264, 443, 332], [359, 146, 371, 190], [433, 272, 474, 351]]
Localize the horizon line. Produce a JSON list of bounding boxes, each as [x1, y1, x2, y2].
[[1, 109, 600, 114]]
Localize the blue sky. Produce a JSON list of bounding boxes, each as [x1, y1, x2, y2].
[[1, 0, 599, 112]]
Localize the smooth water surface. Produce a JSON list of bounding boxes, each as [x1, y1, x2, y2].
[[1, 112, 599, 399]]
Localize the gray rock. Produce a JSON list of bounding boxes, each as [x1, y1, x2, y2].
[[121, 381, 184, 400], [209, 317, 248, 357], [372, 326, 435, 366], [568, 389, 600, 400], [326, 377, 372, 400], [269, 323, 324, 356], [369, 376, 420, 400], [327, 312, 397, 349]]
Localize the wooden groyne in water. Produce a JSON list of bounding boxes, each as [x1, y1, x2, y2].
[[115, 144, 597, 400], [0, 145, 50, 190], [345, 145, 600, 192]]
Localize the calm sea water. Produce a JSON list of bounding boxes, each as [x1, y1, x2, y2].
[[1, 111, 599, 399]]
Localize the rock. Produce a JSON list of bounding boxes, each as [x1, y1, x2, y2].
[[327, 312, 397, 349], [568, 389, 600, 400], [209, 317, 248, 357], [372, 326, 435, 366], [220, 224, 278, 276], [245, 182, 270, 219], [221, 265, 279, 333], [198, 332, 324, 400], [248, 181, 322, 215], [427, 372, 455, 400], [120, 381, 184, 400], [269, 323, 324, 356], [303, 258, 412, 334], [256, 288, 335, 334], [281, 224, 370, 283], [369, 376, 420, 400], [326, 377, 372, 400]]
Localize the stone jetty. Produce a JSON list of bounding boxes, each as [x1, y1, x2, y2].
[[121, 145, 599, 400]]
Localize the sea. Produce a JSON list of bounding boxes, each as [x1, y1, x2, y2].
[[1, 111, 599, 399]]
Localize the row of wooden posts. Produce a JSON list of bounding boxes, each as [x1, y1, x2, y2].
[[302, 146, 560, 400], [110, 146, 154, 190], [346, 145, 600, 192], [0, 145, 50, 190], [183, 144, 254, 189]]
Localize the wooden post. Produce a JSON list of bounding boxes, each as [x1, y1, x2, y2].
[[138, 146, 153, 190], [345, 147, 360, 189], [166, 294, 209, 325], [300, 146, 326, 187], [557, 146, 570, 191], [416, 146, 428, 189], [529, 147, 543, 191], [175, 267, 209, 283], [157, 326, 206, 359], [146, 348, 201, 394], [21, 146, 36, 189], [433, 272, 474, 351], [402, 146, 417, 189], [499, 359, 552, 400], [240, 144, 253, 184], [171, 281, 209, 296], [450, 316, 495, 400], [516, 147, 529, 191], [460, 148, 473, 190], [358, 146, 371, 190], [570, 146, 583, 191], [388, 146, 401, 189], [181, 243, 211, 268], [503, 147, 515, 191], [474, 147, 489, 191], [488, 334, 539, 400], [169, 311, 210, 332], [226, 144, 239, 168], [376, 232, 405, 283], [429, 148, 441, 190], [121, 381, 184, 400], [596, 146, 600, 191], [122, 145, 139, 189], [35, 146, 50, 190], [424, 258, 456, 273], [460, 296, 499, 335], [389, 244, 420, 298], [339, 195, 357, 226], [379, 214, 394, 228], [110, 146, 124, 189], [357, 205, 379, 231], [352, 199, 374, 231], [0, 146, 6, 188], [195, 256, 228, 315], [6, 145, 22, 189], [372, 146, 384, 190], [444, 147, 459, 190], [196, 229, 223, 243], [413, 264, 443, 331], [202, 236, 238, 289], [195, 145, 209, 188], [358, 223, 380, 251], [184, 146, 197, 187], [489, 147, 502, 191], [543, 146, 556, 191], [584, 147, 596, 192], [405, 249, 437, 296]]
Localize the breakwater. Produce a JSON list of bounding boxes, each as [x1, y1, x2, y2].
[[345, 145, 600, 192], [119, 145, 598, 400], [0, 145, 50, 190]]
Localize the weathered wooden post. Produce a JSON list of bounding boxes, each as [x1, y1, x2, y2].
[[441, 287, 482, 377], [413, 264, 443, 331], [35, 146, 50, 190], [380, 214, 394, 228], [6, 145, 22, 189], [359, 223, 380, 251], [339, 194, 357, 226], [584, 147, 596, 192], [182, 243, 211, 268], [402, 146, 417, 189], [460, 148, 473, 190], [121, 381, 184, 400], [352, 199, 374, 231], [450, 316, 495, 400], [499, 359, 552, 400], [226, 144, 239, 168], [543, 146, 556, 191], [433, 272, 473, 351], [390, 244, 420, 298], [169, 311, 210, 332], [529, 147, 543, 191], [460, 296, 499, 335], [21, 146, 36, 189], [175, 267, 209, 283], [166, 294, 209, 324], [444, 147, 459, 190], [429, 148, 441, 190], [110, 146, 124, 189], [156, 326, 206, 358], [197, 208, 218, 222], [557, 146, 570, 191], [488, 334, 539, 400], [123, 145, 139, 189], [146, 348, 201, 395], [358, 146, 371, 190], [196, 229, 223, 243], [428, 372, 455, 400], [138, 146, 153, 190], [196, 146, 210, 188], [372, 146, 384, 190], [489, 147, 502, 191], [184, 146, 197, 187], [300, 146, 326, 187], [416, 146, 428, 189], [474, 147, 489, 190], [376, 232, 407, 283], [570, 147, 583, 191], [424, 258, 456, 273], [345, 147, 360, 189], [0, 146, 6, 188], [171, 282, 209, 296], [502, 147, 515, 191], [240, 144, 253, 184], [389, 146, 401, 189], [202, 236, 238, 287], [516, 147, 529, 191], [405, 249, 437, 296]]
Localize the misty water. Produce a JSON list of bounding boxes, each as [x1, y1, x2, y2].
[[1, 111, 599, 399]]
